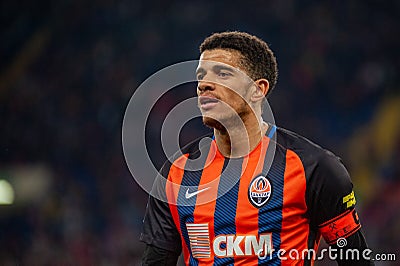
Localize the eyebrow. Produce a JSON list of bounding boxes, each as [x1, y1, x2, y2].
[[212, 64, 235, 73], [195, 64, 236, 76], [195, 67, 206, 76]]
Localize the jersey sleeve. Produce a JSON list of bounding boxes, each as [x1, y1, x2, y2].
[[140, 162, 182, 253], [141, 244, 181, 266], [306, 151, 361, 244]]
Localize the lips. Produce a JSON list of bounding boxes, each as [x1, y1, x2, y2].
[[199, 96, 220, 110]]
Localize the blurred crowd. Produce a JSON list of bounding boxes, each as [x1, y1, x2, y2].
[[1, 0, 399, 265]]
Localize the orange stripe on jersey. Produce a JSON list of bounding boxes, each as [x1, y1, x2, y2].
[[318, 208, 361, 245], [166, 154, 190, 265], [234, 136, 270, 266], [280, 149, 309, 265], [192, 140, 225, 265]]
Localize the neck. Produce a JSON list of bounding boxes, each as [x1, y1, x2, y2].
[[214, 114, 268, 158]]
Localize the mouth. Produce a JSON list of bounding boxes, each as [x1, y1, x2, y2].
[[199, 96, 220, 110]]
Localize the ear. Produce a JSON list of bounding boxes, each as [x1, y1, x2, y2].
[[251, 79, 269, 102]]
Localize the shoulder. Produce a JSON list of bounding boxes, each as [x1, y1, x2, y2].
[[274, 127, 356, 226], [160, 133, 214, 176], [275, 126, 351, 184], [275, 126, 331, 158]]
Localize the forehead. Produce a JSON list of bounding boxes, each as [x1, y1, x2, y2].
[[199, 49, 243, 69]]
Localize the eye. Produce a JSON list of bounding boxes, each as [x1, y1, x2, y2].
[[196, 73, 205, 80], [218, 71, 232, 78]]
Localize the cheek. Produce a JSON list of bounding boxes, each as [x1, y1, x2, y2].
[[224, 88, 248, 106]]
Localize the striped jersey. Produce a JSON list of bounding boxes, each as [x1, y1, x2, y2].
[[141, 125, 363, 265]]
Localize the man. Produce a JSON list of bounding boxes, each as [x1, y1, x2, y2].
[[140, 31, 372, 265]]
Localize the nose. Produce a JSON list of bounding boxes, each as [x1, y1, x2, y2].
[[197, 80, 215, 95]]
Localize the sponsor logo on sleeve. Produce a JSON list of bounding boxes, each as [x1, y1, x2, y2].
[[343, 191, 356, 208]]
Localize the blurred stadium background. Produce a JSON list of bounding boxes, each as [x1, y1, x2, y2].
[[0, 0, 399, 265]]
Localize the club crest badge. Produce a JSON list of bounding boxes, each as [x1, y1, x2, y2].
[[248, 175, 272, 208]]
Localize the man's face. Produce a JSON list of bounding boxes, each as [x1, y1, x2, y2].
[[196, 49, 255, 129]]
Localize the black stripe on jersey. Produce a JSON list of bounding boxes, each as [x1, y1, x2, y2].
[[258, 145, 286, 266], [214, 158, 243, 265]]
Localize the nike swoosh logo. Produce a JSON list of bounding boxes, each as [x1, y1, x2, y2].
[[185, 187, 211, 199]]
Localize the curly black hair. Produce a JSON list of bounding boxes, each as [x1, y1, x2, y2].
[[199, 31, 278, 97]]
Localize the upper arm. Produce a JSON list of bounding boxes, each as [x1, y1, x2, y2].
[[141, 244, 181, 266], [306, 152, 373, 264], [140, 162, 182, 253], [306, 152, 360, 244]]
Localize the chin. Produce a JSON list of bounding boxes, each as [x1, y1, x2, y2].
[[202, 116, 226, 131]]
